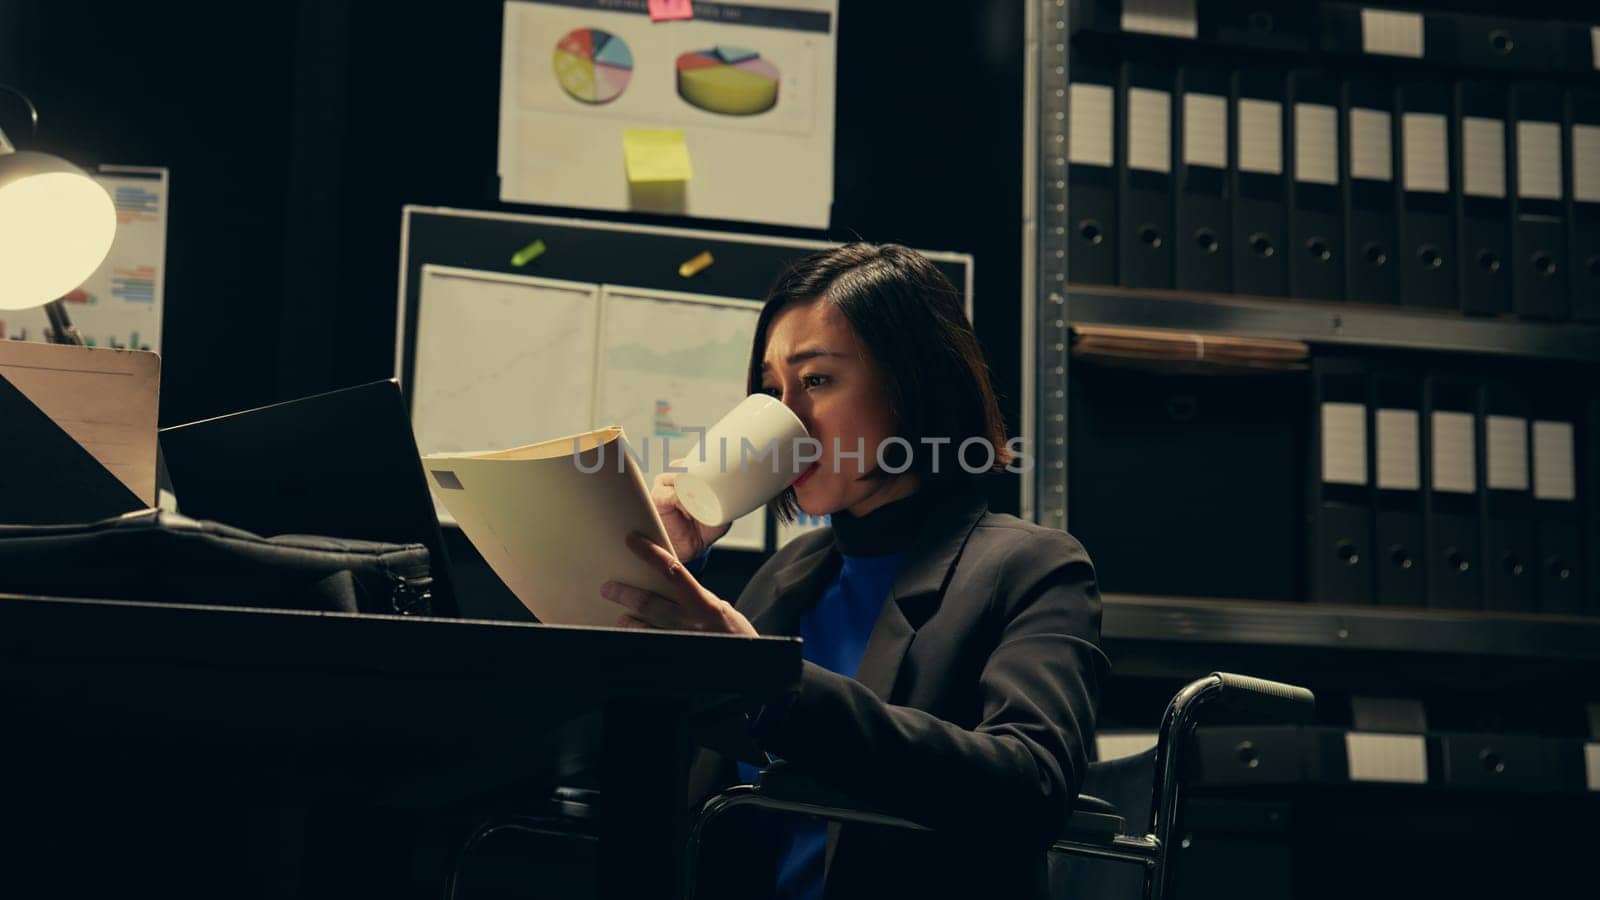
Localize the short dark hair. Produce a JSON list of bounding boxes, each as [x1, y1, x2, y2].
[[748, 242, 1010, 521]]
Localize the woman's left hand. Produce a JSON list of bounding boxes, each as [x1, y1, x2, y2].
[[601, 531, 759, 636]]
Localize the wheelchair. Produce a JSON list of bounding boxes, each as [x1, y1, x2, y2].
[[447, 671, 1314, 900], [683, 672, 1314, 900]]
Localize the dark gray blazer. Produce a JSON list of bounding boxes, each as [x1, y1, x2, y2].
[[689, 482, 1109, 900]]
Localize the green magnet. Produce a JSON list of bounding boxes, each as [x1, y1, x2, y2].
[[511, 239, 547, 267]]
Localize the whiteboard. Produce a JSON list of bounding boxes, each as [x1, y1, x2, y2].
[[596, 285, 767, 552], [411, 265, 600, 457], [395, 207, 977, 388], [395, 208, 977, 551]]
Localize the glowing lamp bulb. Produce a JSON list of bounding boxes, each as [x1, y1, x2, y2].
[[0, 151, 116, 312]]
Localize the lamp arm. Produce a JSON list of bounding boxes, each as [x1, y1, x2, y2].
[[43, 300, 85, 346], [0, 82, 40, 143]]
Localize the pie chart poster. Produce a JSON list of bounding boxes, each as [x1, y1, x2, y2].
[[498, 0, 837, 229]]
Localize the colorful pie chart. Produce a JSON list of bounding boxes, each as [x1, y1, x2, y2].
[[675, 46, 780, 116], [553, 28, 633, 105]]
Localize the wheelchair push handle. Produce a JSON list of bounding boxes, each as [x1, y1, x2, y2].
[[1209, 671, 1316, 722]]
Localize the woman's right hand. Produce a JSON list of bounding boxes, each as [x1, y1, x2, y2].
[[652, 463, 732, 563]]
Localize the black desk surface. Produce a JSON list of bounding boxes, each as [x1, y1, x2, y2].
[[0, 595, 802, 899], [0, 594, 803, 804]]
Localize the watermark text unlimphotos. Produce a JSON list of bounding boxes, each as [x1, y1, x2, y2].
[[572, 433, 1035, 475]]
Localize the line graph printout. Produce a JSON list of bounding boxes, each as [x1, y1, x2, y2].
[[597, 285, 766, 551], [411, 265, 600, 460]]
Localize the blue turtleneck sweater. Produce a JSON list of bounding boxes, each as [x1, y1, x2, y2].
[[736, 489, 936, 900]]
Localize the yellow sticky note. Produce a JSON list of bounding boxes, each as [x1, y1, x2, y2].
[[623, 128, 693, 183]]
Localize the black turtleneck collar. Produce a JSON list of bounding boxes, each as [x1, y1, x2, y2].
[[827, 484, 947, 557]]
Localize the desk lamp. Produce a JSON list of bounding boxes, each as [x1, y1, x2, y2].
[[0, 84, 115, 343]]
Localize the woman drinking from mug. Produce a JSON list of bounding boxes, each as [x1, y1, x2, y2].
[[600, 243, 1108, 900]]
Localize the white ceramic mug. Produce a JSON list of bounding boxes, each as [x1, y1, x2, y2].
[[673, 394, 810, 526]]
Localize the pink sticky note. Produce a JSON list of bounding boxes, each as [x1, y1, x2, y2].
[[649, 0, 693, 22]]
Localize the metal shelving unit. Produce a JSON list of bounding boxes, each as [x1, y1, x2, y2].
[[1102, 593, 1600, 662], [1028, 1, 1600, 531], [1026, 0, 1600, 661]]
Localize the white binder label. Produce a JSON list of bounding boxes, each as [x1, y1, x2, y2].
[[1294, 103, 1339, 186], [1572, 124, 1600, 204], [1346, 732, 1428, 784], [1322, 402, 1368, 486], [1462, 117, 1507, 199], [1128, 88, 1172, 174], [1516, 120, 1563, 201], [1121, 0, 1198, 39], [1485, 415, 1529, 492], [1183, 93, 1228, 169], [1349, 108, 1393, 181], [1532, 420, 1576, 502], [1402, 112, 1449, 194], [1097, 731, 1159, 760], [1375, 409, 1420, 491], [1586, 743, 1600, 792], [1431, 411, 1476, 495], [1237, 99, 1283, 175], [1361, 8, 1424, 59], [1069, 83, 1115, 168]]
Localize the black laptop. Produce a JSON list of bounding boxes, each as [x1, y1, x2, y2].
[[159, 379, 459, 616]]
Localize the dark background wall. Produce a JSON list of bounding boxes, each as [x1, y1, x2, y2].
[[2, 0, 1029, 514], [6, 6, 1599, 897], [6, 2, 298, 425]]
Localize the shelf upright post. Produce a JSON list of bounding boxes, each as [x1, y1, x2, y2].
[[1033, 0, 1074, 531]]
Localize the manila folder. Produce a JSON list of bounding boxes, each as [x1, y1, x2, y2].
[[423, 426, 679, 627]]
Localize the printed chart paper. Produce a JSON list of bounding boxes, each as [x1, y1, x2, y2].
[[2, 167, 167, 351], [597, 285, 766, 551], [498, 0, 837, 228], [411, 266, 600, 458]]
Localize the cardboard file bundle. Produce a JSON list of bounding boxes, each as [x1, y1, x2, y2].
[[1070, 324, 1309, 373]]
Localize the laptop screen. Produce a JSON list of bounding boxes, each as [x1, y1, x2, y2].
[[159, 379, 458, 616]]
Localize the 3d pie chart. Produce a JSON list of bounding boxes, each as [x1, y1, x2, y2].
[[675, 46, 780, 116], [553, 28, 633, 105]]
